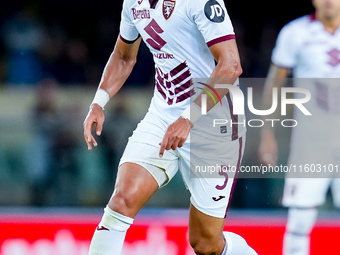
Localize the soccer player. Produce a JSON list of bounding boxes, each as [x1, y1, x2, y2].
[[83, 0, 258, 254], [259, 0, 340, 254]]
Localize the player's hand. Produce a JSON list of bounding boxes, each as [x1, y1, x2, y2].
[[159, 117, 192, 158], [83, 104, 105, 151], [258, 129, 278, 166]]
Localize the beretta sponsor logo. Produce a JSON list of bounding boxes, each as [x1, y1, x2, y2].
[[132, 8, 151, 20]]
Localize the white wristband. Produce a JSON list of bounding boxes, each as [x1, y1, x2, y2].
[[181, 103, 201, 124], [91, 88, 110, 109]]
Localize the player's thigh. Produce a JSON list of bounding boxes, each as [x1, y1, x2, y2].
[[180, 136, 245, 218], [283, 145, 333, 207], [119, 112, 179, 187], [109, 162, 159, 218], [282, 178, 331, 207], [110, 112, 179, 217]]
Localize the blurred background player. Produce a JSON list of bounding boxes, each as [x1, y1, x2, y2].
[[259, 0, 340, 254], [83, 0, 257, 254]]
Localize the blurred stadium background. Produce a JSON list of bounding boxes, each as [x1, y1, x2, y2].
[[0, 0, 339, 254]]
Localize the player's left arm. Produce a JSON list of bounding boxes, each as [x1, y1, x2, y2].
[[194, 38, 242, 110], [159, 39, 242, 157]]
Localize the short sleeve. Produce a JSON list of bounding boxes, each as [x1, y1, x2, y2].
[[188, 0, 235, 47], [271, 23, 299, 68], [119, 0, 139, 43]]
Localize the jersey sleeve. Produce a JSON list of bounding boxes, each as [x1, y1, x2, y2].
[[271, 23, 299, 68], [119, 0, 139, 43], [188, 0, 235, 47]]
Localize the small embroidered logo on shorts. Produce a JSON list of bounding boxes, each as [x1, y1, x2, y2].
[[212, 195, 225, 201], [220, 126, 227, 134]]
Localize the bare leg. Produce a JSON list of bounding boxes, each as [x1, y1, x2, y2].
[[283, 207, 318, 255], [88, 162, 159, 255], [189, 204, 226, 255], [108, 162, 159, 218], [188, 204, 257, 255]]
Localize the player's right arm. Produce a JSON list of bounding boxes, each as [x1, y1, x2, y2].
[[83, 36, 142, 151], [258, 64, 289, 165], [259, 18, 299, 165]]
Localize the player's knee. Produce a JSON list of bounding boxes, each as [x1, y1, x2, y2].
[[108, 189, 138, 217], [286, 207, 318, 235], [189, 234, 223, 255]]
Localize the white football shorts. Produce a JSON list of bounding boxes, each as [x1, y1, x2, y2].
[[119, 111, 245, 218], [282, 139, 340, 208]]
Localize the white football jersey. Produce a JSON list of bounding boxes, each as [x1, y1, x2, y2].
[[272, 14, 340, 163], [119, 0, 246, 141], [272, 14, 340, 78]]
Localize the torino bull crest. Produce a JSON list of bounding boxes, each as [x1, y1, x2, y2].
[[163, 0, 176, 20]]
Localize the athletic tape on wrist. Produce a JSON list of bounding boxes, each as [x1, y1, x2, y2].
[[91, 88, 110, 109], [181, 103, 201, 124]]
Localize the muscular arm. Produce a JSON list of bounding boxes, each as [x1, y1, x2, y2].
[[194, 39, 242, 110], [83, 36, 142, 150], [98, 36, 142, 97], [159, 39, 242, 157], [258, 63, 290, 165]]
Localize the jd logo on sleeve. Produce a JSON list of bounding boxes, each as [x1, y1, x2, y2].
[[204, 0, 225, 23]]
